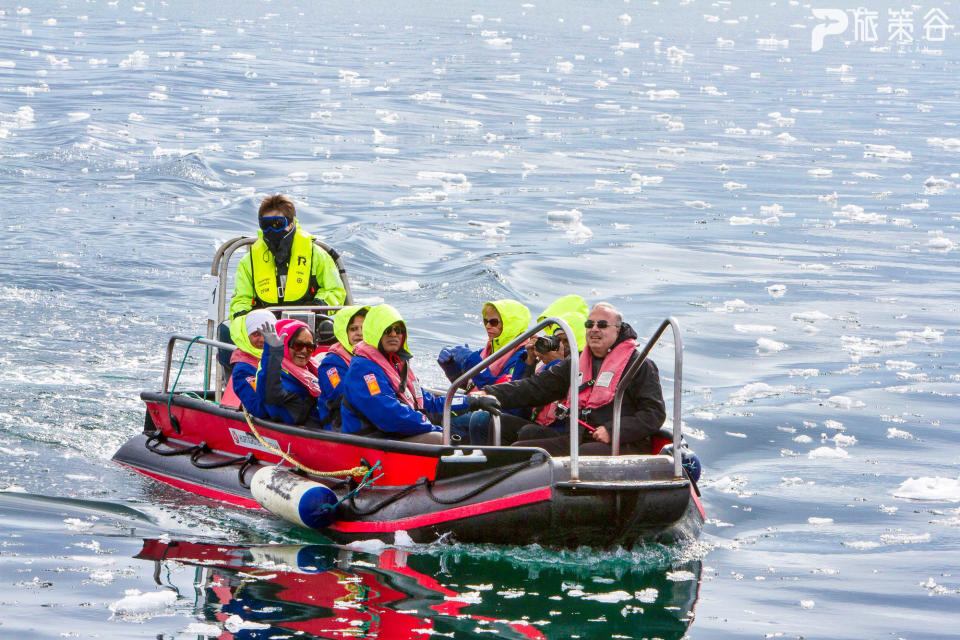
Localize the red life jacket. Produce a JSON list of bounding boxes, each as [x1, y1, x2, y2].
[[353, 342, 424, 410], [574, 339, 637, 410], [480, 341, 523, 381], [326, 342, 352, 366], [222, 349, 261, 408]]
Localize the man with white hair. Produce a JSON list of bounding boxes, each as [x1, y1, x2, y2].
[[478, 302, 666, 455]]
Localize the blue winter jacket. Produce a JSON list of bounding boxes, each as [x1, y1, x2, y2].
[[256, 340, 322, 426], [315, 350, 349, 425], [231, 360, 267, 418], [341, 353, 469, 436]]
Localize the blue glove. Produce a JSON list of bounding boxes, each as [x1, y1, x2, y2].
[[438, 358, 462, 383], [438, 346, 457, 364], [451, 345, 477, 368]]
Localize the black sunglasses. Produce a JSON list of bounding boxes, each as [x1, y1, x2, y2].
[[289, 339, 316, 352], [482, 318, 501, 327], [259, 215, 289, 232], [584, 320, 620, 329], [383, 324, 405, 336]]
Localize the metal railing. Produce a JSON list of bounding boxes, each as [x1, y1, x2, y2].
[[441, 315, 583, 479], [611, 317, 684, 478], [162, 335, 237, 394], [204, 235, 355, 400]]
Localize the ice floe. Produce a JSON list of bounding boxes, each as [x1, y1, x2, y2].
[[108, 588, 176, 618], [808, 446, 849, 459], [894, 477, 960, 502], [728, 382, 793, 404], [756, 338, 787, 353]]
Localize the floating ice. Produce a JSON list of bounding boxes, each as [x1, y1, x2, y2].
[[757, 338, 787, 353], [410, 91, 442, 101], [635, 588, 659, 603], [841, 335, 908, 361], [864, 144, 912, 161], [792, 311, 830, 323], [808, 168, 832, 177], [834, 204, 887, 224], [833, 433, 856, 447], [927, 232, 955, 251], [444, 118, 483, 129], [826, 395, 864, 410], [843, 540, 882, 549], [927, 137, 960, 151], [886, 428, 914, 440], [182, 623, 223, 636], [665, 571, 697, 581], [224, 615, 270, 632], [734, 324, 776, 334], [108, 589, 176, 617], [808, 446, 849, 459], [713, 299, 750, 313], [766, 284, 786, 297], [630, 174, 662, 185], [808, 517, 833, 525], [582, 590, 632, 603], [894, 477, 960, 502], [119, 50, 149, 68], [896, 327, 943, 342], [387, 280, 419, 292], [618, 13, 632, 25], [647, 89, 679, 100], [728, 382, 793, 405], [880, 532, 931, 545], [683, 200, 710, 209], [556, 60, 573, 73], [346, 538, 388, 552], [800, 600, 815, 609]]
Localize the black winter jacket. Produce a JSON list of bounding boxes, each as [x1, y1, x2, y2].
[[485, 323, 666, 448]]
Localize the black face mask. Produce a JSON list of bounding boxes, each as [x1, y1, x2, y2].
[[264, 225, 296, 268]]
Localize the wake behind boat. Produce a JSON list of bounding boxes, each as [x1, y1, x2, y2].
[[112, 237, 705, 548]]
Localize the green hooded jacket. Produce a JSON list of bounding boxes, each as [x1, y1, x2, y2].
[[361, 304, 410, 356], [333, 305, 370, 354], [228, 312, 263, 358], [538, 295, 589, 351], [482, 299, 531, 352]]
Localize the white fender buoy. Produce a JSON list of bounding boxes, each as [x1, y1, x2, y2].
[[250, 466, 338, 529]]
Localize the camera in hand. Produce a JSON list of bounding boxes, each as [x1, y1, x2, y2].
[[534, 334, 562, 354]]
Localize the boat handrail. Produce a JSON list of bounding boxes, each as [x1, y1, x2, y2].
[[610, 317, 684, 478], [162, 334, 237, 394], [205, 236, 355, 400], [441, 315, 584, 480]]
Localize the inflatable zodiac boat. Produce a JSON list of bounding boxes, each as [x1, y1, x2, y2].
[[112, 238, 705, 548]]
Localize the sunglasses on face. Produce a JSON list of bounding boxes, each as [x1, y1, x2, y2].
[[482, 317, 501, 327], [383, 324, 405, 336], [584, 320, 620, 329], [259, 215, 289, 232], [289, 340, 316, 353]]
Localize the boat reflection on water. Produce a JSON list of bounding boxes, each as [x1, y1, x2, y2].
[[135, 539, 701, 639]]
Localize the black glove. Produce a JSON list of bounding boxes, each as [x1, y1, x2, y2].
[[466, 394, 502, 417]]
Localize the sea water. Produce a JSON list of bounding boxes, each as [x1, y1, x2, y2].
[[1, 0, 958, 637]]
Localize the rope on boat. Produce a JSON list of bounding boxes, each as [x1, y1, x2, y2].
[[344, 452, 546, 516], [241, 407, 372, 479]]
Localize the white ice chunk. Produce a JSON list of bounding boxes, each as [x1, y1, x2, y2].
[[894, 477, 960, 502], [757, 338, 788, 353], [108, 589, 176, 616], [808, 446, 849, 459]]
